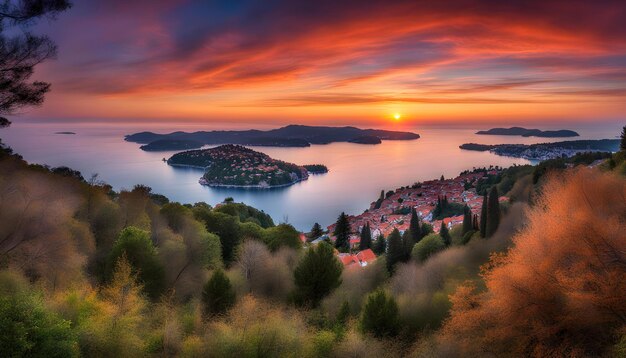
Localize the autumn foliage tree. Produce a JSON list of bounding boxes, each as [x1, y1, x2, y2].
[[440, 168, 626, 357]]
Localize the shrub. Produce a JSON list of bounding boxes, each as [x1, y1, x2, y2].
[[202, 269, 236, 317], [412, 234, 445, 263], [360, 289, 400, 338], [0, 270, 78, 357]]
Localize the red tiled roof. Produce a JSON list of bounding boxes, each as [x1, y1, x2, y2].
[[356, 249, 377, 263]]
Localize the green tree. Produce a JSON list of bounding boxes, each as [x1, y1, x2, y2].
[[106, 227, 165, 300], [462, 205, 472, 235], [373, 234, 386, 255], [486, 186, 501, 238], [198, 211, 241, 265], [621, 125, 626, 152], [480, 194, 488, 238], [409, 207, 421, 243], [420, 222, 433, 238], [385, 228, 404, 274], [360, 289, 400, 338], [0, 277, 78, 357], [412, 233, 445, 263], [333, 212, 351, 252], [202, 269, 236, 317], [293, 242, 343, 307], [440, 222, 451, 247], [401, 229, 415, 261], [359, 222, 372, 250], [263, 223, 302, 251], [310, 222, 324, 239]]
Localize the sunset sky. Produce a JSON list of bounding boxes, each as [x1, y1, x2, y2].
[[23, 0, 626, 126]]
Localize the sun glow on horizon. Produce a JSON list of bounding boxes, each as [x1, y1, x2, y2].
[[393, 113, 401, 121]]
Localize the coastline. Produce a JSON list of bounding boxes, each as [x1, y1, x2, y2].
[[199, 176, 308, 189]]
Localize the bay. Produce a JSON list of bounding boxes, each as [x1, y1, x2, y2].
[[1, 122, 618, 231]]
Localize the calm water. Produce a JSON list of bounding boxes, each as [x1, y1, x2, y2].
[[1, 122, 620, 231]]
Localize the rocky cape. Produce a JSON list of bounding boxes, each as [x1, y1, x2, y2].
[[126, 124, 419, 150]]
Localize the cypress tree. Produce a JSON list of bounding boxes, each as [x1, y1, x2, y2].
[[462, 205, 472, 235], [373, 234, 386, 255], [202, 269, 236, 317], [386, 228, 404, 274], [486, 186, 501, 238], [440, 222, 451, 247], [401, 230, 415, 261], [420, 222, 433, 238], [479, 193, 488, 238], [409, 207, 421, 243], [621, 125, 626, 152], [359, 222, 372, 250], [333, 212, 351, 252], [293, 242, 343, 307], [472, 214, 479, 231], [374, 190, 385, 209], [310, 222, 324, 239]]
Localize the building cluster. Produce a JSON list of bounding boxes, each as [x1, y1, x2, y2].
[[322, 170, 506, 266]]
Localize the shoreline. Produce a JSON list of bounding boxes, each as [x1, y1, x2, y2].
[[199, 176, 308, 189]]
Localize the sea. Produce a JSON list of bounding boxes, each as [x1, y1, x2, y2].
[[1, 121, 620, 231]]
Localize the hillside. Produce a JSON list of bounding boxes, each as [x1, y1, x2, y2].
[[0, 138, 625, 357]]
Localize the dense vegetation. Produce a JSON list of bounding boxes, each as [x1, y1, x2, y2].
[[168, 144, 308, 187], [0, 127, 625, 357]]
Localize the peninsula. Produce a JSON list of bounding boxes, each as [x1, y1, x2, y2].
[[476, 127, 579, 137], [140, 139, 203, 151], [126, 124, 419, 150], [167, 144, 325, 188], [460, 139, 619, 160]]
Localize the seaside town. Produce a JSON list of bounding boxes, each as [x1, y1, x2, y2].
[[314, 168, 507, 267]]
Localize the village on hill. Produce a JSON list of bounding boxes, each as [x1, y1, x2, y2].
[[311, 168, 508, 267]]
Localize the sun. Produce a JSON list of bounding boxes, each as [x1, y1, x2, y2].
[[393, 113, 401, 121]]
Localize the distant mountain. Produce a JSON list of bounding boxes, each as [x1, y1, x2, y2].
[[476, 127, 579, 137], [125, 124, 419, 149], [460, 139, 619, 160]]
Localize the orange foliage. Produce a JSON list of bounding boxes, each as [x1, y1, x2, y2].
[[440, 168, 626, 357]]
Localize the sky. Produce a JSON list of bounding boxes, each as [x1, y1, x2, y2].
[[18, 0, 626, 127]]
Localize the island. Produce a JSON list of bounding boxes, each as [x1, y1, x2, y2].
[[460, 139, 619, 160], [348, 135, 382, 144], [140, 139, 204, 151], [167, 144, 326, 188], [126, 124, 419, 149], [476, 127, 579, 137], [302, 164, 328, 174], [54, 131, 76, 135]]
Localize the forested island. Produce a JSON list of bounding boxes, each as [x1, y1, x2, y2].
[[167, 144, 324, 188], [126, 124, 419, 150], [140, 139, 204, 151], [460, 139, 619, 160], [476, 127, 579, 137]]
